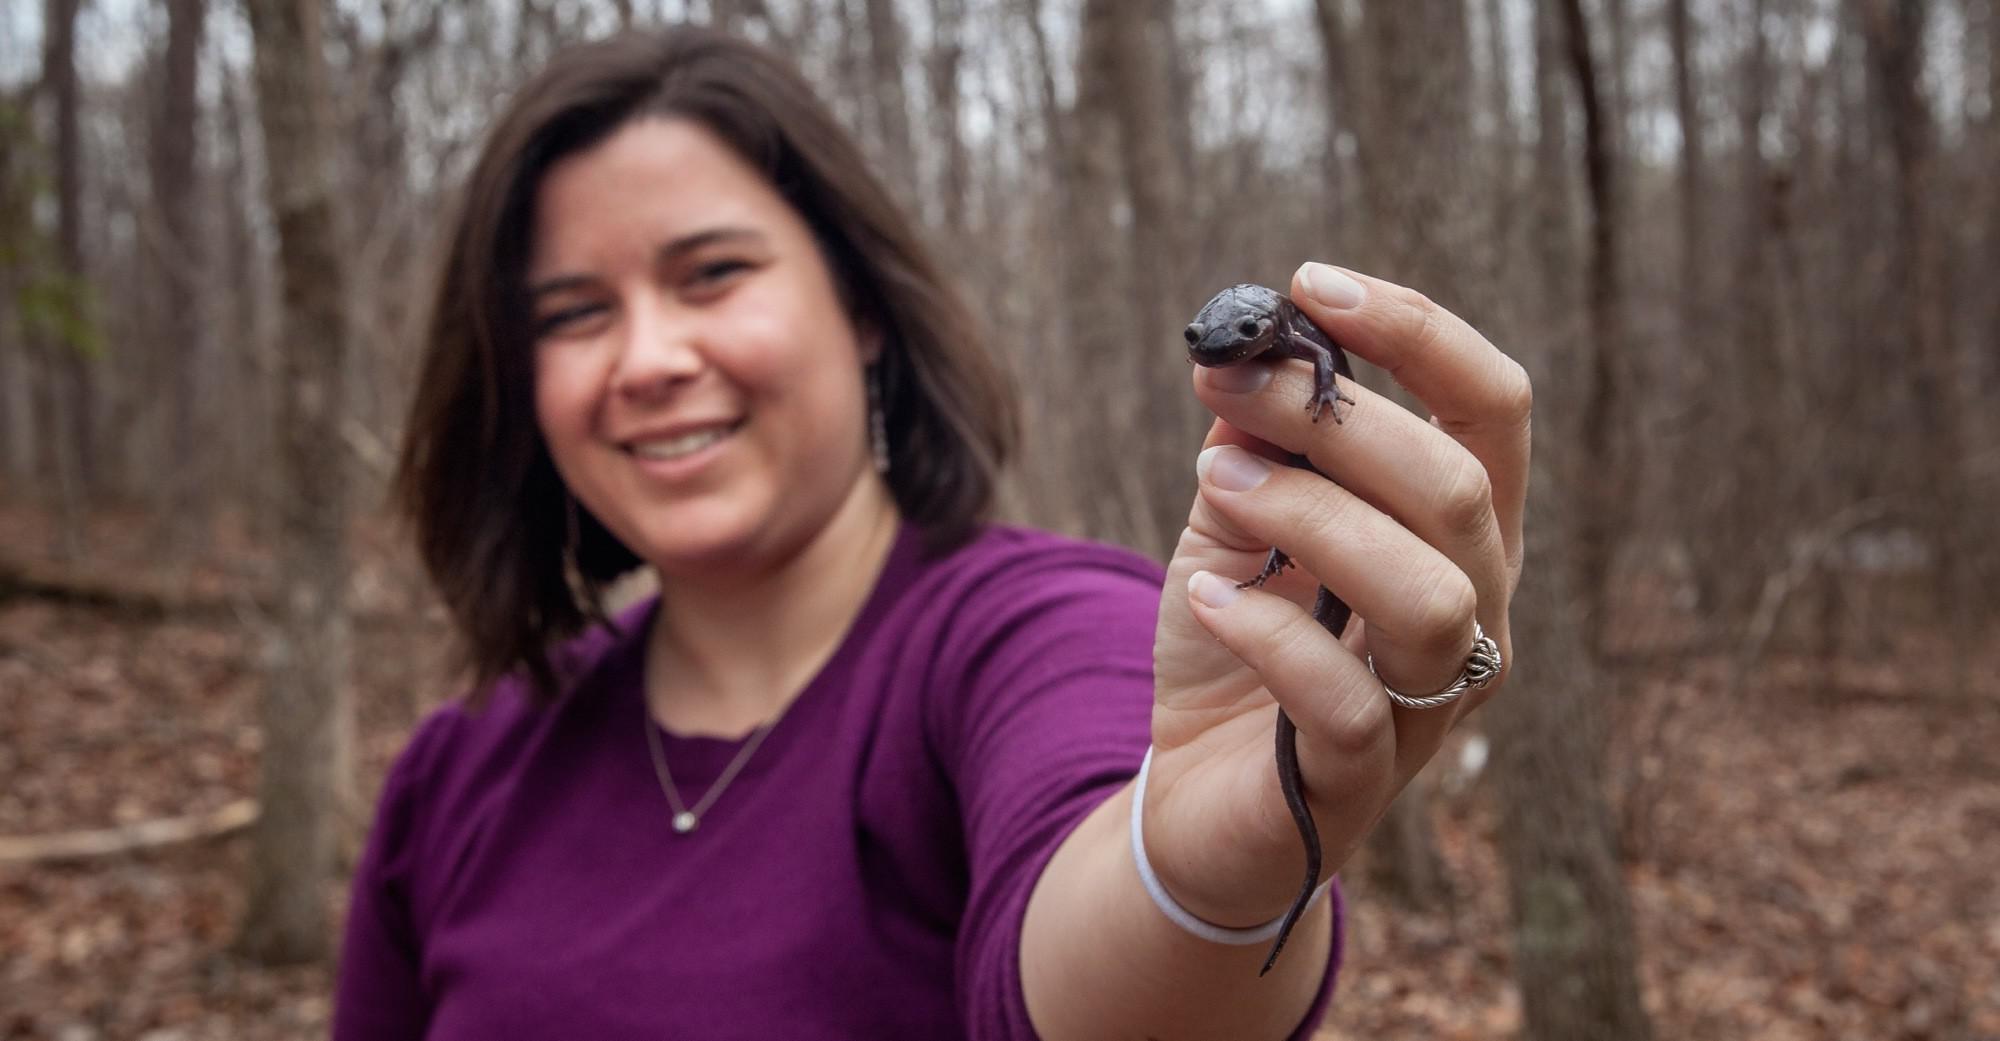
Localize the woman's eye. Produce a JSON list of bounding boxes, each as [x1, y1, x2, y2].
[[534, 304, 603, 336], [690, 259, 752, 286]]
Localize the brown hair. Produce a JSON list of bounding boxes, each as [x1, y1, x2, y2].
[[395, 27, 1017, 703]]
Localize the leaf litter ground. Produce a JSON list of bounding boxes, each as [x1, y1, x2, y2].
[[2, 506, 1996, 1039]]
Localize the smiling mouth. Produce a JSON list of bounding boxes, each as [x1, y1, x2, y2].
[[626, 420, 744, 462]]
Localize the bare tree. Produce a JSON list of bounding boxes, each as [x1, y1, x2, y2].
[[1477, 6, 1656, 1038], [1663, 0, 1708, 565], [1309, 0, 1361, 243], [1339, 0, 1489, 911], [1981, 0, 2000, 584], [925, 0, 970, 243], [1059, 0, 1140, 547], [1558, 0, 1629, 654], [1860, 0, 1976, 674], [1989, 0, 2000, 398], [1729, 0, 1789, 602], [234, 0, 356, 964], [0, 96, 38, 485], [863, 0, 916, 195], [215, 66, 273, 527], [36, 0, 89, 560], [1480, 0, 1522, 273], [149, 0, 209, 553], [1052, 0, 1201, 557], [1488, 479, 1657, 1041], [1606, 0, 1631, 154], [1102, 0, 1198, 519]]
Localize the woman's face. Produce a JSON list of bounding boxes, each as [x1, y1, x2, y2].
[[526, 117, 881, 577]]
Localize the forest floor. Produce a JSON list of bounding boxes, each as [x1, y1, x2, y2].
[[2, 504, 1997, 1041]]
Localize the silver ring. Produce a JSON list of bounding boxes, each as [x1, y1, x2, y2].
[[1369, 622, 1503, 710]]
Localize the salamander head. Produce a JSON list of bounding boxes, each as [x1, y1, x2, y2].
[[1184, 283, 1285, 366]]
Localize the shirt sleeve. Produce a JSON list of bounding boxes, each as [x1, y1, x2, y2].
[[331, 710, 456, 1041], [933, 542, 1343, 1041]]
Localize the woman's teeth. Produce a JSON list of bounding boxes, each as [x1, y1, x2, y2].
[[631, 426, 733, 460]]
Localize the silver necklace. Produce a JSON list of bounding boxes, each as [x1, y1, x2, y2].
[[643, 705, 778, 834]]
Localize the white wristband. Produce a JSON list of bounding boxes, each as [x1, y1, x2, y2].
[[1129, 745, 1334, 945]]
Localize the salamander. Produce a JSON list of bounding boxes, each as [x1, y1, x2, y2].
[[1183, 282, 1356, 976]]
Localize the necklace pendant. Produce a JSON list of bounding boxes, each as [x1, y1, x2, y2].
[[671, 811, 699, 834]]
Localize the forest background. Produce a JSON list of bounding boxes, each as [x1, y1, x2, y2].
[[1, 0, 1996, 1037]]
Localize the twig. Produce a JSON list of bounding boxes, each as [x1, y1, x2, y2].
[[1722, 497, 1897, 703], [0, 799, 257, 865], [1621, 497, 1897, 862]]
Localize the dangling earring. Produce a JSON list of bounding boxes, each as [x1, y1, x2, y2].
[[867, 363, 891, 476], [561, 493, 594, 615]]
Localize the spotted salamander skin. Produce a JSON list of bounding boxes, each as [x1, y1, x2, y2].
[[1183, 283, 1356, 976]]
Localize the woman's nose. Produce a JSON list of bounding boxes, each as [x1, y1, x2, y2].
[[609, 295, 703, 401]]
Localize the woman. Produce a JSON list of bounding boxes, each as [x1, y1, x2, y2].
[[337, 26, 1529, 1041]]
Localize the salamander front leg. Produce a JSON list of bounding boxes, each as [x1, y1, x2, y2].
[[1287, 330, 1356, 424], [1239, 548, 1293, 589]]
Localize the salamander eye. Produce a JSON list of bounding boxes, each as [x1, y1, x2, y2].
[[1237, 318, 1261, 337], [1183, 323, 1203, 344]]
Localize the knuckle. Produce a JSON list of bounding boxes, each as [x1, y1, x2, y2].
[[1412, 568, 1479, 657], [1317, 692, 1393, 757], [1437, 455, 1497, 540], [1405, 290, 1451, 361]]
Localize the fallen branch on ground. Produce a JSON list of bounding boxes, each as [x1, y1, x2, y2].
[[0, 800, 258, 865]]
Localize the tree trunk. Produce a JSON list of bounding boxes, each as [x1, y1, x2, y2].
[[39, 0, 88, 560], [1020, 0, 1065, 172], [234, 0, 355, 966], [1981, 0, 2000, 603], [1057, 0, 1184, 555], [1351, 0, 1480, 297], [0, 97, 35, 485], [999, 0, 1090, 537], [1151, 0, 1198, 219], [1558, 0, 1626, 655], [925, 0, 969, 244], [1344, 0, 1489, 910], [1719, 0, 1791, 629], [217, 66, 269, 530], [1489, 469, 1657, 1041], [1102, 0, 1199, 558], [1481, 0, 1519, 261], [1605, 0, 1629, 155], [1481, 9, 1656, 1037], [1860, 0, 1972, 675], [1668, 0, 1703, 373], [150, 0, 209, 554], [1665, 0, 1710, 604], [1988, 0, 2000, 405], [1309, 0, 1361, 252], [863, 0, 915, 197]]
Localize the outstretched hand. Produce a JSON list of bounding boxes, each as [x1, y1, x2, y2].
[[1143, 262, 1532, 930]]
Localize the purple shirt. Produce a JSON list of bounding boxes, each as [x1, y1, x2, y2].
[[333, 523, 1342, 1039]]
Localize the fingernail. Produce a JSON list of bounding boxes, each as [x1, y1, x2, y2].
[[1204, 363, 1271, 394], [1196, 445, 1271, 492], [1189, 570, 1242, 609], [1300, 262, 1365, 310]]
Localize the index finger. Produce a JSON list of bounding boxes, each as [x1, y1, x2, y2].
[[1287, 262, 1532, 569]]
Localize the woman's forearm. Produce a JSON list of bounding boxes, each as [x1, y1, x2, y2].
[[1019, 782, 1336, 1041]]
